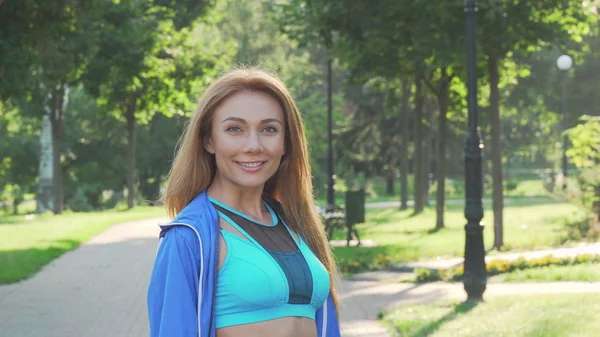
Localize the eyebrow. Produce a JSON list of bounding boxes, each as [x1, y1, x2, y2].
[[221, 117, 283, 125]]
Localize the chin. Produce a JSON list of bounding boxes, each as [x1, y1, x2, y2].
[[233, 177, 272, 189]]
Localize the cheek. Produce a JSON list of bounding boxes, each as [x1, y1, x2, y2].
[[275, 136, 286, 156], [212, 137, 239, 155]]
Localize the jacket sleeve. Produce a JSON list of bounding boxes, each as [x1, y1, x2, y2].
[[147, 226, 200, 337], [316, 292, 341, 337]]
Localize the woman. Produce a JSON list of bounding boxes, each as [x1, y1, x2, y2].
[[147, 68, 341, 337]]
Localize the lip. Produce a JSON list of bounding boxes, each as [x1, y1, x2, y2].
[[235, 161, 266, 172]]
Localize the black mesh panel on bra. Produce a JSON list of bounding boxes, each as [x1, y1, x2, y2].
[[211, 201, 298, 253]]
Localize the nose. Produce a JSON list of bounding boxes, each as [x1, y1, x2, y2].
[[242, 132, 264, 153]]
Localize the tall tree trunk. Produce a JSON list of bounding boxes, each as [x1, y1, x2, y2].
[[51, 84, 69, 214], [435, 67, 450, 229], [125, 98, 137, 209], [422, 103, 431, 207], [37, 113, 54, 213], [399, 80, 410, 210], [413, 64, 425, 213], [488, 54, 504, 249]]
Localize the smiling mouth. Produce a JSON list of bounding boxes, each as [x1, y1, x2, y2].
[[236, 161, 266, 168]]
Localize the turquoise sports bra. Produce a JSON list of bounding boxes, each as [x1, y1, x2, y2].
[[209, 198, 330, 329]]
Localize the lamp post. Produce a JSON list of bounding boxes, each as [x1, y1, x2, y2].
[[463, 0, 487, 302], [556, 54, 572, 191], [326, 57, 335, 207]]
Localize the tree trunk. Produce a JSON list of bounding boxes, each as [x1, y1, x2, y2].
[[422, 105, 431, 207], [399, 80, 410, 210], [488, 54, 504, 249], [413, 64, 425, 213], [385, 171, 395, 196], [125, 98, 137, 209], [51, 84, 69, 214], [37, 113, 54, 213], [435, 67, 450, 229]]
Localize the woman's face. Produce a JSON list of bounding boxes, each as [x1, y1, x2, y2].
[[206, 91, 286, 190]]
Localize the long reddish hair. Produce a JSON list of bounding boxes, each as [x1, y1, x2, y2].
[[162, 67, 340, 316]]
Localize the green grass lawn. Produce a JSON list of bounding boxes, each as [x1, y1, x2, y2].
[[331, 199, 588, 273], [0, 206, 166, 284], [381, 293, 600, 337], [494, 262, 600, 283], [315, 178, 551, 205]]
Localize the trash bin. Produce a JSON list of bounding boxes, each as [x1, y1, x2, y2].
[[344, 189, 365, 225]]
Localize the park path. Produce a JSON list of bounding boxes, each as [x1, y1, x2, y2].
[[1, 217, 599, 337]]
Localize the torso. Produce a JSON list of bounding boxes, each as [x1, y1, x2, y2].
[[214, 203, 322, 337]]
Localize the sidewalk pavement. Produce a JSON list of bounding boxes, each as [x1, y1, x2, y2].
[[0, 217, 599, 337]]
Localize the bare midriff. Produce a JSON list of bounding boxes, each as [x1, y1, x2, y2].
[[216, 317, 317, 337]]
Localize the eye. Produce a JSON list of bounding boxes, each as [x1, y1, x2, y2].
[[225, 126, 243, 132], [263, 126, 278, 133]]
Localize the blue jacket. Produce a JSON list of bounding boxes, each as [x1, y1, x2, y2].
[[147, 191, 341, 337]]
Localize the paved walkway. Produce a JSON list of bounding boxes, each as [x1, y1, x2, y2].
[[1, 218, 599, 337]]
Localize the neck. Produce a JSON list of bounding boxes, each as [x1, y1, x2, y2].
[[207, 175, 269, 221]]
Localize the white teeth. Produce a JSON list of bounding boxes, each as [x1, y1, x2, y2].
[[238, 162, 263, 168]]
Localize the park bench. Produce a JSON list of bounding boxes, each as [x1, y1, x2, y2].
[[320, 204, 361, 246]]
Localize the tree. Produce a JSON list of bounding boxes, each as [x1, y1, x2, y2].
[[60, 86, 127, 209], [276, 0, 467, 224], [477, 0, 594, 249], [84, 0, 217, 208], [1, 1, 108, 213]]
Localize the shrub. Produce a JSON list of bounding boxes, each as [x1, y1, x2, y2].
[[415, 269, 440, 282], [67, 187, 92, 212], [566, 115, 600, 228], [505, 179, 519, 192], [413, 254, 600, 283], [102, 190, 122, 209], [337, 253, 393, 275]]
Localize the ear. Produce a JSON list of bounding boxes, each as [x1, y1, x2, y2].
[[204, 137, 215, 154]]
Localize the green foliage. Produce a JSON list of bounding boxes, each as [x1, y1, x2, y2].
[[60, 86, 126, 207], [558, 213, 599, 243], [0, 0, 104, 100], [502, 262, 600, 282], [337, 252, 394, 275], [67, 187, 93, 213], [505, 178, 520, 192], [102, 191, 123, 210], [1, 0, 599, 220], [414, 254, 600, 283], [0, 103, 39, 208], [566, 115, 600, 223]]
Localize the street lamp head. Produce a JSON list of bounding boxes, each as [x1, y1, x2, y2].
[[557, 55, 573, 71]]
